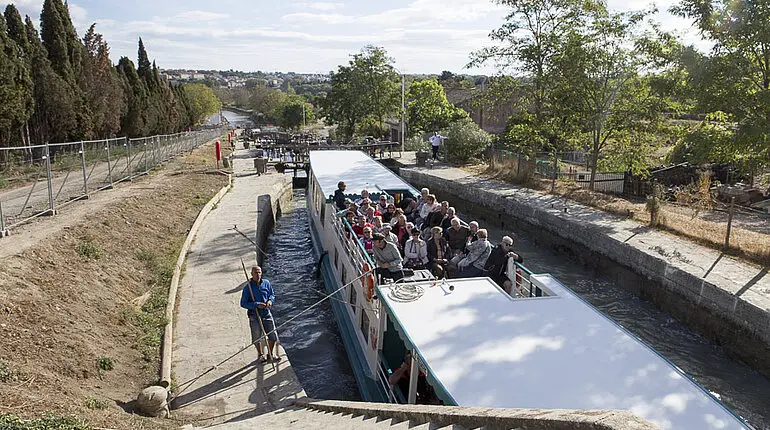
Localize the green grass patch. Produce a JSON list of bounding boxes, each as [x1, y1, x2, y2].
[[84, 396, 109, 410], [190, 193, 208, 206], [76, 238, 103, 260], [0, 414, 89, 429], [96, 357, 114, 372], [0, 361, 15, 382], [126, 242, 182, 365]]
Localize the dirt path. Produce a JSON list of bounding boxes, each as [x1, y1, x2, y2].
[[0, 141, 227, 429]]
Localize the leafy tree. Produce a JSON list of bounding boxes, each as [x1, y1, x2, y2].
[[117, 57, 149, 137], [322, 45, 400, 139], [407, 78, 468, 133], [469, 0, 600, 153], [668, 111, 737, 165], [441, 117, 492, 164], [672, 0, 770, 180], [555, 10, 666, 188], [184, 83, 222, 125], [278, 99, 315, 130]]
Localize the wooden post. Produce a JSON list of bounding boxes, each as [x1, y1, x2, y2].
[[551, 152, 558, 193], [725, 196, 735, 249]]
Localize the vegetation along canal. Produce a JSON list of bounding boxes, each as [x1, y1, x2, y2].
[[263, 189, 360, 401], [447, 196, 770, 429]]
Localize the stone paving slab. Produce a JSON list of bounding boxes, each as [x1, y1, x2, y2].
[[172, 146, 303, 427]]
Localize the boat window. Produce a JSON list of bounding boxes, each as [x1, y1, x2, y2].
[[341, 265, 347, 285], [350, 285, 357, 314], [333, 247, 339, 271], [320, 200, 326, 227], [361, 310, 370, 343]]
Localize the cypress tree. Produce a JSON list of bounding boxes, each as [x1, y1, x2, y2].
[[117, 56, 149, 137], [40, 0, 72, 82], [0, 13, 33, 148], [82, 24, 125, 137]]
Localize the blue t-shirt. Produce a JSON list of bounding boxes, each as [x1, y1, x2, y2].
[[240, 278, 275, 319]]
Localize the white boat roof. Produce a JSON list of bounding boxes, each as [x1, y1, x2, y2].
[[309, 151, 418, 200], [379, 275, 750, 430]]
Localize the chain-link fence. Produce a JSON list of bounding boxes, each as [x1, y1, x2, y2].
[[0, 128, 223, 235]]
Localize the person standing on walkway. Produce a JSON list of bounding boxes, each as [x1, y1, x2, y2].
[[429, 132, 447, 160], [240, 265, 281, 363]]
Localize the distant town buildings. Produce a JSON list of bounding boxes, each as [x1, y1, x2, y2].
[[161, 69, 331, 90]]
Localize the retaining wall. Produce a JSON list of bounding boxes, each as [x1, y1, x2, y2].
[[400, 168, 770, 378], [254, 177, 293, 266]]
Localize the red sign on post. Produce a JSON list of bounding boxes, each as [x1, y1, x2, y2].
[[215, 140, 221, 161]]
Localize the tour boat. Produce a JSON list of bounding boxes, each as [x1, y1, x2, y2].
[[306, 150, 754, 430]]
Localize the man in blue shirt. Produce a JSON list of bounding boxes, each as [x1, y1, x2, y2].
[[240, 265, 280, 363]]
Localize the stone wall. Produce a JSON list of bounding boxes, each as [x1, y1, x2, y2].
[[254, 176, 293, 266], [400, 168, 770, 378]]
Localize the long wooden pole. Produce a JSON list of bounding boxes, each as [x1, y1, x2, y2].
[[241, 258, 277, 372]]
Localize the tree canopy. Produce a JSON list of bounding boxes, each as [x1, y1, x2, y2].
[[407, 78, 468, 134], [0, 0, 200, 148]]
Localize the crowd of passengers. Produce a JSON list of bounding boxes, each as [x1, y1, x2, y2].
[[334, 182, 524, 295]]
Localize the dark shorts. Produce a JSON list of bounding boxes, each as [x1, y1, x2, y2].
[[249, 314, 279, 345]]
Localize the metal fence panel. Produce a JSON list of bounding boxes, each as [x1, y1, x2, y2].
[[0, 128, 223, 232]]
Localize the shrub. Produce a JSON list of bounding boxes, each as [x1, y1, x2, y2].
[[442, 118, 492, 164], [84, 396, 109, 410], [0, 414, 89, 429], [76, 239, 102, 260], [97, 357, 114, 372]]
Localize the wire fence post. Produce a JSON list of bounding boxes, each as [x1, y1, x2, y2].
[[44, 143, 55, 215], [79, 141, 88, 198], [725, 196, 735, 249], [105, 139, 114, 188], [551, 152, 558, 193], [0, 200, 8, 237], [125, 137, 132, 181], [144, 140, 148, 173]]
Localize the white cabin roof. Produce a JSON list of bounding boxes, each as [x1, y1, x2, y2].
[[378, 275, 750, 430], [309, 151, 418, 200]]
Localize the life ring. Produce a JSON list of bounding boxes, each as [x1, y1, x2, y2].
[[362, 262, 375, 302]]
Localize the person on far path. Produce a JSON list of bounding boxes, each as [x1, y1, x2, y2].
[[334, 181, 347, 210], [240, 265, 281, 363], [429, 131, 447, 160]]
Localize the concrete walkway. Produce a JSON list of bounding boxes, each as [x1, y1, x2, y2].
[[171, 145, 303, 427]]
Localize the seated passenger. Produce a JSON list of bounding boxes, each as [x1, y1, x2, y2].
[[371, 216, 384, 233], [377, 194, 389, 213], [364, 206, 381, 223], [389, 208, 404, 226], [440, 207, 457, 232], [372, 233, 404, 281], [334, 181, 347, 210], [401, 197, 418, 221], [343, 211, 356, 239], [404, 230, 428, 269], [397, 221, 413, 252], [456, 229, 492, 278], [382, 203, 397, 224], [388, 351, 441, 405], [445, 218, 471, 256], [352, 215, 373, 238], [415, 194, 438, 228], [484, 235, 524, 295], [355, 189, 370, 206], [427, 226, 452, 279], [361, 227, 375, 257]]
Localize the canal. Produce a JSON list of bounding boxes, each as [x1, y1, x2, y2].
[[263, 189, 360, 401], [448, 195, 770, 429]]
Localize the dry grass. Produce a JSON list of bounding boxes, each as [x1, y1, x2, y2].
[[466, 163, 770, 267]]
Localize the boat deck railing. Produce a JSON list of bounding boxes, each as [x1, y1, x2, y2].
[[331, 211, 376, 279], [509, 261, 549, 298]]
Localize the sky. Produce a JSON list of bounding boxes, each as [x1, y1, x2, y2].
[[2, 0, 710, 75]]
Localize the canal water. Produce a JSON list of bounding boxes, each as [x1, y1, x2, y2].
[[449, 198, 770, 429], [263, 190, 360, 401]]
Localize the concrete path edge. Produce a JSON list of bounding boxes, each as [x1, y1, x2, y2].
[[160, 172, 233, 385]]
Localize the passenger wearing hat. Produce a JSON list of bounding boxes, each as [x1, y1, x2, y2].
[[372, 232, 404, 281], [380, 223, 399, 247]]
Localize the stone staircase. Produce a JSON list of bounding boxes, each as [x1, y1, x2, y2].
[[205, 406, 469, 429], [193, 398, 656, 430]]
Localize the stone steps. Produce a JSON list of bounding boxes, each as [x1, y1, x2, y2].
[[199, 406, 471, 430]]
